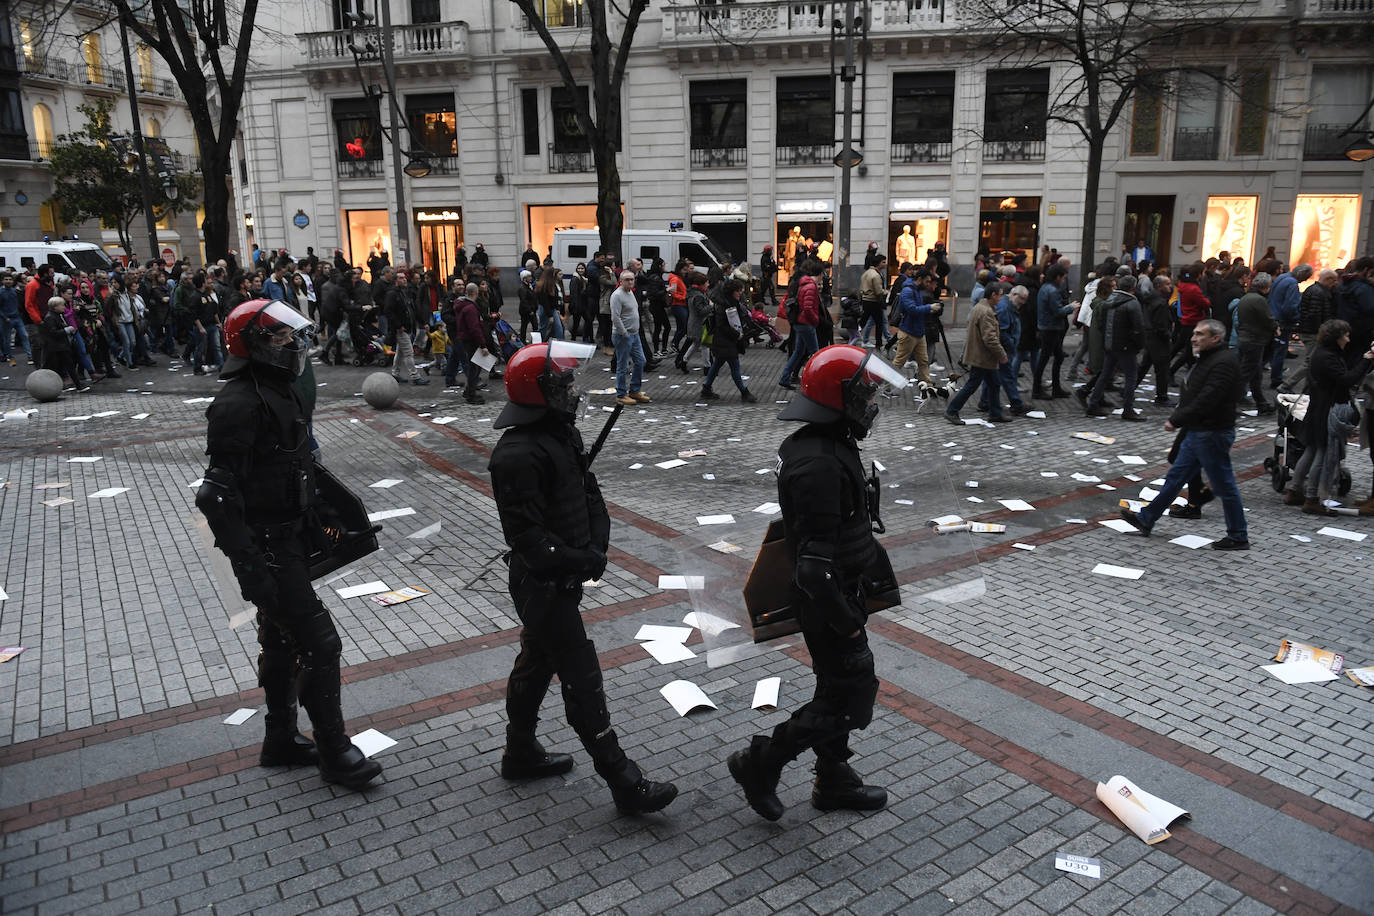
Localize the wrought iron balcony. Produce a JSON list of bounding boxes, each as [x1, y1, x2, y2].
[[1303, 123, 1356, 160], [549, 146, 593, 173], [336, 157, 384, 179], [982, 138, 1045, 161], [427, 154, 461, 175], [301, 21, 469, 65], [17, 56, 72, 83], [82, 67, 125, 92], [690, 146, 746, 168], [775, 144, 831, 166], [0, 134, 31, 161], [1172, 126, 1218, 160], [891, 140, 953, 163], [30, 138, 53, 160], [663, 0, 956, 43]]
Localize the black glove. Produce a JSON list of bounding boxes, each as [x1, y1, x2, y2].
[[565, 547, 606, 582], [585, 549, 608, 582], [230, 553, 278, 608]]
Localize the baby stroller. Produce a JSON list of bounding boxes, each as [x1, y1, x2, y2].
[[493, 316, 522, 361], [1264, 393, 1352, 496], [742, 307, 780, 349], [351, 335, 394, 368]]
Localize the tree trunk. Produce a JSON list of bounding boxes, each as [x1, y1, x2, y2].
[[595, 146, 623, 261], [200, 152, 233, 263], [1078, 134, 1105, 285]]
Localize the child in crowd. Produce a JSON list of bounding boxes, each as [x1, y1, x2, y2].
[[429, 321, 449, 367]]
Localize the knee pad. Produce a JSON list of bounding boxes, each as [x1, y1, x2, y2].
[[296, 610, 342, 670], [559, 641, 609, 737]]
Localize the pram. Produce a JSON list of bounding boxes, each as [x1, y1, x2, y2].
[[743, 307, 781, 348], [351, 335, 394, 368], [1263, 393, 1352, 495], [493, 316, 521, 361]]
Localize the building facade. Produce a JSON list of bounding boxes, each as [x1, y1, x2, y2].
[[0, 0, 213, 265], [237, 0, 1373, 287]]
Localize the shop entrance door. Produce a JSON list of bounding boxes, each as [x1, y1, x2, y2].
[[775, 217, 833, 287], [1122, 195, 1174, 267], [691, 219, 748, 268], [418, 221, 463, 281]]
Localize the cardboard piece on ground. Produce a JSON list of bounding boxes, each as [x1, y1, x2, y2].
[[351, 728, 398, 757], [969, 522, 1007, 533], [696, 514, 735, 525], [223, 708, 257, 725], [395, 431, 421, 439], [707, 539, 742, 554], [1317, 526, 1366, 542], [0, 647, 25, 663], [642, 640, 697, 664], [660, 680, 717, 716], [34, 482, 70, 490], [752, 676, 781, 710], [1054, 854, 1102, 879], [1073, 432, 1116, 445], [372, 586, 429, 606], [659, 575, 706, 589], [42, 497, 75, 507], [368, 507, 416, 522], [1092, 563, 1144, 580], [1095, 775, 1189, 844], [1273, 638, 1344, 673], [679, 449, 708, 458], [635, 624, 692, 643], [337, 581, 390, 599], [1169, 534, 1214, 549], [1262, 660, 1339, 685]]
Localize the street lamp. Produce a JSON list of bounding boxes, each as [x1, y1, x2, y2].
[[1343, 133, 1374, 163], [403, 156, 432, 178]]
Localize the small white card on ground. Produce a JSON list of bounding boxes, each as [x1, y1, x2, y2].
[[655, 458, 688, 470], [752, 677, 781, 710], [658, 575, 705, 589], [407, 522, 441, 539], [367, 507, 416, 522], [336, 581, 390, 599], [1117, 455, 1147, 465], [351, 728, 398, 757], [1317, 526, 1366, 542], [369, 479, 404, 489], [752, 502, 781, 515], [1261, 660, 1339, 685], [1025, 410, 1047, 419], [1099, 519, 1139, 534], [89, 488, 130, 499], [1011, 543, 1036, 551], [1169, 534, 1214, 549], [660, 680, 716, 716], [1092, 563, 1144, 580], [696, 514, 735, 525], [642, 640, 696, 664], [999, 499, 1035, 512], [67, 456, 102, 463], [635, 624, 692, 643], [1054, 854, 1101, 879], [130, 413, 150, 420], [223, 708, 257, 726]]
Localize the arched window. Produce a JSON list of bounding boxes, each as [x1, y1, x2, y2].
[[145, 117, 160, 138], [32, 103, 53, 158]]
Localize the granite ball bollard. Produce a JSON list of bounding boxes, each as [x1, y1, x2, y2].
[[362, 371, 400, 409], [25, 369, 64, 402]]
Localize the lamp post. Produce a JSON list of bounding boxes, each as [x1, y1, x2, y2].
[[833, 0, 863, 297], [115, 14, 158, 260]]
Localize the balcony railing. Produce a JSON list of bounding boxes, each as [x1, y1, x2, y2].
[[138, 76, 177, 98], [1303, 123, 1355, 160], [17, 56, 72, 82], [30, 138, 53, 160], [427, 153, 461, 175], [664, 0, 955, 41], [518, 0, 586, 29], [891, 139, 953, 163], [0, 134, 30, 161], [983, 138, 1045, 161], [549, 146, 593, 173], [776, 144, 831, 166], [337, 157, 384, 179], [1313, 0, 1373, 10], [301, 21, 469, 64], [1173, 126, 1218, 160], [83, 68, 125, 92], [690, 145, 746, 168]]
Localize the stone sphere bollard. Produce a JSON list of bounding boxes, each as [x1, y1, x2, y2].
[[362, 371, 400, 409], [26, 369, 64, 402]]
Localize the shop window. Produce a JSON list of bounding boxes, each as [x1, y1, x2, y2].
[[978, 196, 1040, 261], [775, 75, 833, 165], [332, 0, 356, 30], [1234, 69, 1269, 156], [1173, 69, 1222, 161], [82, 33, 102, 84], [407, 92, 457, 171], [1305, 67, 1371, 160], [690, 80, 746, 167], [891, 71, 955, 162], [32, 103, 53, 158], [333, 97, 383, 178], [1290, 195, 1361, 272], [411, 0, 441, 23], [1202, 195, 1256, 263], [982, 69, 1047, 160], [1130, 86, 1162, 156], [521, 88, 539, 155]]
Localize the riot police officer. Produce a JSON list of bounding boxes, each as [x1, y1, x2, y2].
[[728, 344, 906, 820], [489, 341, 678, 815], [196, 299, 382, 791]]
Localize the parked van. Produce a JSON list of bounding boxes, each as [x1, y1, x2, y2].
[[551, 227, 728, 278], [0, 240, 115, 280]]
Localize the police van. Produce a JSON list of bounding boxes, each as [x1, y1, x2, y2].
[[0, 239, 115, 280], [551, 226, 729, 278]]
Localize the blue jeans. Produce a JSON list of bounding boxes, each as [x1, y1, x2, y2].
[[119, 321, 149, 364], [947, 366, 1003, 419], [188, 325, 205, 370], [613, 331, 644, 396], [538, 306, 564, 341], [704, 352, 744, 391], [780, 323, 819, 383], [0, 315, 29, 358], [1140, 429, 1248, 541]]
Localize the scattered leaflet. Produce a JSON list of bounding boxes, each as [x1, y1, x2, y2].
[[752, 677, 781, 710], [1095, 775, 1189, 844], [1073, 432, 1116, 445], [660, 680, 716, 716], [1345, 667, 1374, 687], [372, 586, 429, 606], [1054, 854, 1101, 879], [223, 708, 257, 725], [1273, 639, 1344, 674]]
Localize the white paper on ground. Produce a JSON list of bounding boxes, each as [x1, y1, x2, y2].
[[1261, 660, 1339, 684], [67, 456, 101, 463], [1066, 517, 1088, 524], [707, 540, 741, 554], [642, 640, 697, 664], [367, 507, 416, 522], [965, 481, 979, 488], [1092, 563, 1144, 580], [1026, 410, 1047, 419], [656, 458, 689, 470], [0, 586, 7, 601], [1099, 519, 1139, 534], [1317, 526, 1367, 542], [702, 474, 715, 481], [351, 728, 398, 757], [930, 514, 964, 526], [91, 410, 119, 418], [1124, 474, 1142, 482], [658, 575, 705, 589], [1117, 455, 1146, 465], [530, 331, 542, 344], [755, 467, 772, 474], [999, 499, 1035, 512], [999, 444, 1016, 450], [660, 680, 717, 716], [682, 611, 741, 634], [88, 488, 130, 499], [1011, 543, 1036, 551], [1169, 534, 1214, 549], [753, 502, 782, 514], [1095, 775, 1189, 845], [431, 417, 458, 425], [1054, 854, 1102, 879], [894, 499, 914, 506], [130, 412, 150, 420], [407, 522, 442, 539], [752, 677, 782, 710], [967, 496, 984, 503], [369, 479, 404, 489], [1071, 473, 1102, 483], [336, 581, 390, 598], [696, 514, 735, 525], [635, 624, 692, 643], [222, 708, 257, 725], [1291, 534, 1313, 542], [628, 463, 644, 470], [1040, 472, 1059, 478], [471, 350, 497, 371]]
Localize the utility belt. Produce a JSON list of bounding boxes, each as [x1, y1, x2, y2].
[[251, 517, 305, 540]]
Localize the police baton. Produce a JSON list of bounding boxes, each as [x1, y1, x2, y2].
[[585, 402, 624, 467]]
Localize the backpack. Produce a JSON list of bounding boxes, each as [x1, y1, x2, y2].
[[885, 280, 904, 327]]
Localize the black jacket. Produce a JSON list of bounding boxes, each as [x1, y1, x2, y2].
[[1302, 344, 1372, 445], [1170, 344, 1241, 431], [1298, 283, 1335, 336]]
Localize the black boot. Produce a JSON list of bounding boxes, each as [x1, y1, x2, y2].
[[727, 734, 788, 821], [584, 730, 677, 815], [701, 385, 720, 400], [811, 758, 887, 812], [257, 647, 317, 767], [300, 673, 382, 790], [259, 704, 318, 767], [740, 388, 758, 403], [501, 729, 574, 780]]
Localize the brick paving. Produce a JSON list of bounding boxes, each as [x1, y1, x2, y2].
[[1, 334, 1371, 914]]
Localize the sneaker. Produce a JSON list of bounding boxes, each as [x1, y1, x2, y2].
[[1211, 537, 1250, 551], [1085, 405, 1110, 418], [1121, 410, 1145, 422], [193, 368, 206, 376], [1119, 508, 1152, 536], [616, 395, 637, 406], [630, 392, 651, 403], [1168, 504, 1201, 519], [77, 385, 91, 393], [988, 415, 1012, 423], [944, 412, 963, 426], [412, 377, 430, 386]]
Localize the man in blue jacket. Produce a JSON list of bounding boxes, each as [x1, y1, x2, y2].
[[1032, 263, 1075, 399], [1268, 265, 1309, 388], [891, 267, 942, 385]]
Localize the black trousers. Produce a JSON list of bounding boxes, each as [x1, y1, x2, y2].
[[1033, 328, 1067, 390], [768, 624, 877, 766], [1140, 333, 1172, 397]]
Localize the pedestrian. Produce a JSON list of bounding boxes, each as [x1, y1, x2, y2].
[[759, 245, 777, 306], [197, 299, 382, 790], [701, 278, 758, 403], [597, 253, 617, 355], [858, 255, 889, 349], [987, 284, 1030, 415], [728, 344, 905, 821], [1169, 262, 1211, 378], [1287, 269, 1339, 392], [1032, 263, 1074, 399], [1119, 319, 1251, 550], [568, 263, 588, 341], [40, 295, 85, 390], [24, 264, 54, 368], [1234, 271, 1276, 414], [386, 271, 428, 386], [1138, 274, 1176, 405], [611, 269, 649, 405], [1269, 265, 1310, 388], [644, 257, 671, 357], [678, 269, 713, 373], [945, 294, 1011, 424], [535, 268, 565, 341], [1085, 279, 1145, 421], [0, 272, 32, 365], [488, 342, 677, 814], [891, 266, 941, 385], [451, 283, 488, 404], [517, 268, 538, 342], [778, 261, 822, 390]]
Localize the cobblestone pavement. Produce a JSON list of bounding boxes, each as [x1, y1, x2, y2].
[[1, 332, 1372, 915]]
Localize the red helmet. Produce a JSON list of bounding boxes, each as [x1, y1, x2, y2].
[[495, 341, 596, 428], [779, 344, 907, 436], [223, 299, 315, 376]]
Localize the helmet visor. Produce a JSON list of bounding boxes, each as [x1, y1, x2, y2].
[[540, 340, 596, 416], [841, 350, 907, 435], [247, 301, 316, 376]]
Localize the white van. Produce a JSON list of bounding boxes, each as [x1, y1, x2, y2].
[[0, 240, 115, 280], [551, 227, 729, 278]]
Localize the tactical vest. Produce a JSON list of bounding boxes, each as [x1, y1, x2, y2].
[[491, 422, 594, 550], [207, 372, 315, 522], [777, 428, 878, 577]]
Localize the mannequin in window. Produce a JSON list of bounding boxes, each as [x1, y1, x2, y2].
[[895, 225, 916, 266], [784, 226, 802, 274]]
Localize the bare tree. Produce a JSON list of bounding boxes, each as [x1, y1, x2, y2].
[[508, 0, 650, 259], [963, 0, 1239, 271], [108, 0, 259, 262]]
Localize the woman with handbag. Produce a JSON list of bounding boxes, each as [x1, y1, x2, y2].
[[701, 279, 757, 403]]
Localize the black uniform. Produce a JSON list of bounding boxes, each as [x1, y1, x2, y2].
[[488, 410, 676, 813]]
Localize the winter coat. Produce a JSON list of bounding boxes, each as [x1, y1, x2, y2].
[[1176, 281, 1210, 328], [1036, 282, 1073, 331], [1298, 283, 1335, 336], [1100, 290, 1144, 354], [1302, 343, 1372, 446], [686, 286, 713, 340], [960, 299, 1005, 370], [896, 278, 934, 337], [709, 299, 743, 359], [1170, 343, 1240, 431], [1234, 292, 1276, 347], [793, 276, 821, 327]]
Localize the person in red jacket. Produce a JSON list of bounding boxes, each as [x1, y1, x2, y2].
[[779, 260, 823, 389], [1170, 262, 1211, 378], [23, 265, 54, 366]]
